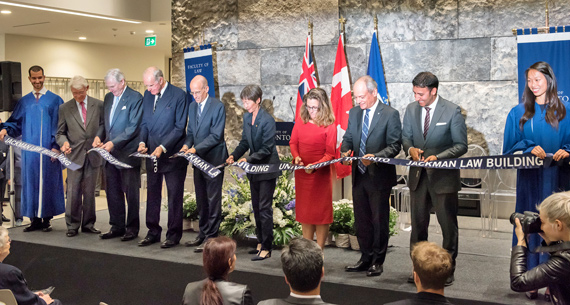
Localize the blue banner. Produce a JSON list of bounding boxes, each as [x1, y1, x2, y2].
[[517, 31, 570, 103], [183, 45, 216, 99], [367, 32, 389, 105]]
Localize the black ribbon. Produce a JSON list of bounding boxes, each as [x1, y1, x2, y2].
[[88, 147, 133, 169], [171, 152, 221, 178], [129, 152, 158, 173], [4, 136, 81, 171]]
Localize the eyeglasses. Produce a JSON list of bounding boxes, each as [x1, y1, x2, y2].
[[190, 88, 205, 96], [306, 106, 319, 112]]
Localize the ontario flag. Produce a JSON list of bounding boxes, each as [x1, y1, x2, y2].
[[330, 33, 352, 179], [296, 33, 318, 121]]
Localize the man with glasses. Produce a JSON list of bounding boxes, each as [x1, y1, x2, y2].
[[181, 75, 228, 252], [56, 75, 104, 237], [137, 67, 188, 248]]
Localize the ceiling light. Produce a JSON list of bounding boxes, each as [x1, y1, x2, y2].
[[1, 10, 11, 14], [79, 36, 86, 40], [0, 1, 141, 24], [145, 30, 154, 34]]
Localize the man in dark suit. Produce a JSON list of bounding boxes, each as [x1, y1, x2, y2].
[[341, 76, 402, 277], [137, 67, 188, 249], [181, 75, 228, 252], [94, 68, 143, 242], [258, 237, 335, 305], [402, 72, 467, 285], [57, 75, 104, 237], [385, 242, 453, 305], [0, 227, 63, 305]]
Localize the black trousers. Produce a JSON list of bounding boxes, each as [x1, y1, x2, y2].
[[353, 171, 391, 265], [105, 163, 140, 235], [194, 168, 224, 240], [410, 169, 459, 264], [145, 166, 187, 243], [250, 178, 276, 251]]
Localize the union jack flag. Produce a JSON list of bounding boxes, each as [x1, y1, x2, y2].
[[295, 33, 318, 121]]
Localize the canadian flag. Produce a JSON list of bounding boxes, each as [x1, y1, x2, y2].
[[330, 33, 353, 179]]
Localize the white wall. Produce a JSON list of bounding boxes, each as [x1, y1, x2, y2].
[[5, 34, 169, 93]]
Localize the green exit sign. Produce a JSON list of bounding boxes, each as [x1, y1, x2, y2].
[[145, 36, 157, 47]]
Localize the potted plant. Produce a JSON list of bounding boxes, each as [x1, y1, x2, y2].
[[330, 201, 354, 248], [182, 192, 199, 231]]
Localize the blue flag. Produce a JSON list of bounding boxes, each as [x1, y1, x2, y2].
[[367, 32, 389, 105]]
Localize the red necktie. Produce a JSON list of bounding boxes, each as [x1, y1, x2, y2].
[[423, 107, 431, 139], [80, 101, 87, 128], [35, 92, 40, 101]]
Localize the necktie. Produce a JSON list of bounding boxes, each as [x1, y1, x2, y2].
[[358, 109, 370, 174], [80, 101, 87, 128], [35, 92, 40, 101], [153, 93, 161, 113], [423, 107, 431, 139], [197, 103, 203, 124], [110, 96, 119, 124]]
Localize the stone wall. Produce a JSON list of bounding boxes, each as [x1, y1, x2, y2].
[[171, 0, 570, 155]]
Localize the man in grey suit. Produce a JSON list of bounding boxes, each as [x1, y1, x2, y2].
[[181, 75, 228, 252], [258, 237, 335, 305], [94, 68, 143, 242], [57, 76, 104, 237], [402, 72, 467, 286], [341, 76, 401, 277]]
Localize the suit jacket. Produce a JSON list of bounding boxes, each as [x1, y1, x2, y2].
[[182, 279, 252, 305], [258, 295, 335, 305], [184, 96, 228, 166], [340, 102, 402, 188], [402, 97, 467, 194], [384, 292, 453, 305], [231, 108, 280, 182], [56, 96, 104, 168], [0, 263, 47, 305], [97, 86, 143, 167], [139, 83, 188, 173]]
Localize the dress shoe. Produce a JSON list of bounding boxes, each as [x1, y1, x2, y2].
[[42, 226, 52, 232], [99, 230, 125, 239], [525, 291, 538, 300], [248, 249, 260, 254], [345, 260, 370, 272], [366, 264, 383, 277], [407, 273, 415, 283], [66, 230, 78, 237], [138, 236, 159, 247], [185, 237, 204, 247], [161, 240, 179, 249], [2, 214, 9, 222], [194, 245, 205, 253], [120, 232, 137, 241], [444, 274, 455, 286], [251, 250, 271, 261], [23, 224, 42, 232], [82, 227, 101, 234]]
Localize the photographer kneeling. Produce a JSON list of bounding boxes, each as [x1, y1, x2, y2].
[[510, 191, 570, 304]]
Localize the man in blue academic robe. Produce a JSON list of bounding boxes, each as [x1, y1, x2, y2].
[[0, 65, 65, 232]]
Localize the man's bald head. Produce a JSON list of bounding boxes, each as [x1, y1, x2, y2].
[[189, 75, 209, 103]]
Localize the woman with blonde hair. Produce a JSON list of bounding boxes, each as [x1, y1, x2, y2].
[[289, 87, 336, 249]]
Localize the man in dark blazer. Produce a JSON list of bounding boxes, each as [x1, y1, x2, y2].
[[402, 72, 467, 286], [94, 68, 143, 242], [258, 237, 335, 305], [137, 67, 188, 249], [57, 75, 104, 237], [182, 75, 228, 252], [341, 76, 401, 277]]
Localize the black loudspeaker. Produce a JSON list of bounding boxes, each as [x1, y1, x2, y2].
[[0, 61, 22, 112]]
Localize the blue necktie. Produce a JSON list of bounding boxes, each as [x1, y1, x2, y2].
[[358, 109, 370, 174], [110, 96, 119, 124]]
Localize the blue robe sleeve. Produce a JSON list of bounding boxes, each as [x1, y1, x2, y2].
[[50, 96, 64, 150], [503, 107, 536, 154], [1, 97, 25, 138]]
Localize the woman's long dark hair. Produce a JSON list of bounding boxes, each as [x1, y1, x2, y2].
[[519, 61, 566, 130], [201, 237, 237, 305]]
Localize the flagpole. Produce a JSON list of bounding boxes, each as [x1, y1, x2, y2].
[[374, 14, 379, 40]]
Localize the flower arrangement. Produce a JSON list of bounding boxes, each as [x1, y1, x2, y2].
[[182, 192, 199, 221], [219, 168, 301, 246], [330, 199, 399, 237]]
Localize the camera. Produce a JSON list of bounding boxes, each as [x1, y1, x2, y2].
[[510, 211, 542, 234]]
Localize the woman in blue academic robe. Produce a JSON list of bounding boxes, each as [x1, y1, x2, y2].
[[503, 61, 570, 300]]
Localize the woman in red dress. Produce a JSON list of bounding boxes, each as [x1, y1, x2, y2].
[[289, 88, 336, 249]]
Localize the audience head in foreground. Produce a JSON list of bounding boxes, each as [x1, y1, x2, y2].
[[182, 236, 252, 305]]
